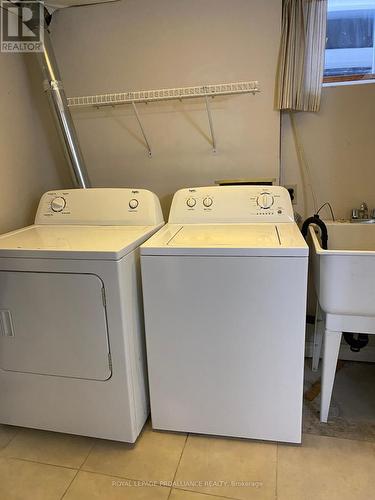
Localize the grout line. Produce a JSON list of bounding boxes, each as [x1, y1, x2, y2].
[[171, 485, 241, 500], [60, 469, 79, 500], [167, 433, 189, 500], [79, 439, 97, 470], [0, 426, 21, 451], [1, 455, 79, 471], [69, 467, 173, 488]]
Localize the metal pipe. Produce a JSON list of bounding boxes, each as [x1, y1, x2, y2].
[[131, 102, 152, 157], [36, 28, 91, 188], [204, 96, 217, 153]]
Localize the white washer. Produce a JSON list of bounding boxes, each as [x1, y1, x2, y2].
[[0, 188, 164, 443], [141, 186, 308, 443]]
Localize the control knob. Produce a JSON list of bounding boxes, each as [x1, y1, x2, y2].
[[51, 197, 66, 212], [186, 198, 196, 208], [257, 193, 274, 209], [129, 199, 139, 209], [203, 197, 213, 208]]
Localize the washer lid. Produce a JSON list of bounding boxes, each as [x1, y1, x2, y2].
[[168, 224, 280, 247], [141, 223, 308, 257], [0, 224, 162, 260]]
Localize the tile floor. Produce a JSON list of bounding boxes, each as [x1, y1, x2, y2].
[[1, 424, 374, 499], [0, 361, 374, 500]]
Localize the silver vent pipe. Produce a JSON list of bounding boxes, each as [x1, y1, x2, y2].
[[22, 1, 91, 189], [37, 28, 91, 188]]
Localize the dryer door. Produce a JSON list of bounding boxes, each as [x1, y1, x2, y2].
[[0, 272, 111, 380]]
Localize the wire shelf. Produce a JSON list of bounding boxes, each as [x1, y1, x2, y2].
[[67, 81, 260, 108]]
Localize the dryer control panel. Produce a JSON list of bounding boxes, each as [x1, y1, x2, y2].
[[169, 186, 294, 224], [35, 188, 164, 226]]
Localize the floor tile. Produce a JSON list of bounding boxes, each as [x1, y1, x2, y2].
[[170, 488, 232, 499], [0, 424, 18, 449], [277, 434, 375, 500], [1, 428, 93, 468], [174, 434, 277, 500], [63, 471, 170, 500], [83, 427, 186, 482], [0, 456, 76, 500]]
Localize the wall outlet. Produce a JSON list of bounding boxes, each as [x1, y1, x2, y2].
[[284, 184, 297, 205]]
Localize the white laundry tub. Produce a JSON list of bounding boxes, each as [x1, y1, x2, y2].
[[309, 222, 375, 317], [309, 221, 375, 422]]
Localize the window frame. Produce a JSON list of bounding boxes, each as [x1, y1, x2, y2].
[[323, 74, 375, 84], [323, 1, 375, 85]]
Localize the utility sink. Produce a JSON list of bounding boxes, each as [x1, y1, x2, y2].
[[308, 221, 375, 423], [309, 222, 375, 317]]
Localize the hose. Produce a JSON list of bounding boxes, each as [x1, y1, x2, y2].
[[301, 214, 328, 248]]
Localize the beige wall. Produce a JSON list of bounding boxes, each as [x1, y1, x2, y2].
[[0, 53, 70, 234], [281, 82, 375, 321], [3, 0, 372, 231], [281, 83, 375, 221], [51, 0, 282, 215]]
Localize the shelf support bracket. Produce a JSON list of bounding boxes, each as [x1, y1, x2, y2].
[[205, 96, 217, 153], [131, 102, 152, 157]]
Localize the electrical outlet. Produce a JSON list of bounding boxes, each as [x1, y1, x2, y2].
[[284, 185, 297, 205]]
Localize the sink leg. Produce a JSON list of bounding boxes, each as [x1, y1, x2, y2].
[[320, 329, 342, 423], [312, 302, 324, 372]]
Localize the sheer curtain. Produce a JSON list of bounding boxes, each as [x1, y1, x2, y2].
[[276, 0, 328, 112]]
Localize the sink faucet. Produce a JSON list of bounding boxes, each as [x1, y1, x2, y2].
[[351, 202, 375, 223], [360, 202, 368, 219]]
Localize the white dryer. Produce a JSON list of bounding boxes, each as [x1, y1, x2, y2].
[[141, 186, 308, 443], [0, 188, 163, 443]]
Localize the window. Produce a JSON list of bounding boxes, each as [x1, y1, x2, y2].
[[324, 0, 375, 83]]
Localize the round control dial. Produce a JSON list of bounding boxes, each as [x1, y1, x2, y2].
[[203, 197, 213, 208], [186, 198, 196, 208], [257, 193, 274, 209], [51, 196, 66, 212], [129, 199, 139, 209]]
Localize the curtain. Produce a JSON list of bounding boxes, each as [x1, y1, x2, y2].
[[276, 0, 328, 112]]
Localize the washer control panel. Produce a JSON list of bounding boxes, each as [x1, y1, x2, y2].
[[35, 188, 164, 226], [169, 186, 294, 224]]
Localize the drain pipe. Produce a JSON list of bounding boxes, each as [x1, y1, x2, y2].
[[24, 5, 91, 188]]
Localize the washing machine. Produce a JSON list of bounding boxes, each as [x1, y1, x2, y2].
[[141, 186, 308, 443], [0, 188, 163, 443]]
